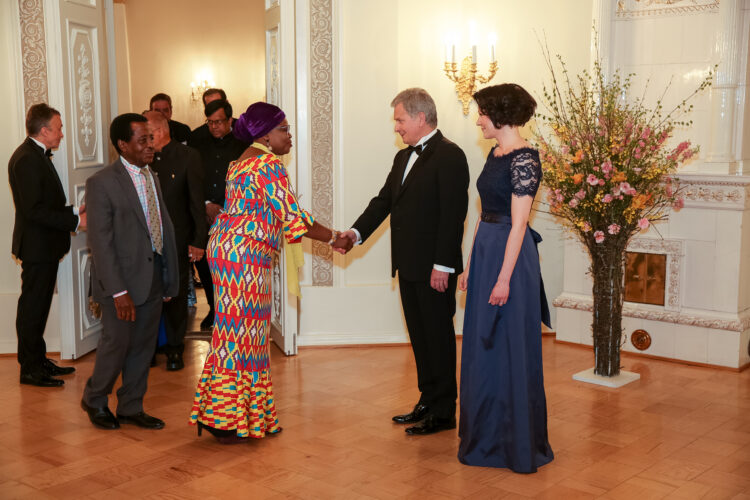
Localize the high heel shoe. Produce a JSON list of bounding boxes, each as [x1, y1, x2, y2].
[[197, 421, 248, 444]]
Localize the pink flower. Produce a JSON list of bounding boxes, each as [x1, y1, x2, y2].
[[638, 218, 650, 229], [608, 224, 621, 235], [582, 222, 592, 232], [575, 190, 586, 200], [594, 231, 605, 243], [602, 194, 613, 203], [672, 197, 685, 209], [619, 182, 636, 195], [598, 179, 605, 186], [675, 141, 690, 154], [666, 184, 673, 197], [569, 198, 579, 208], [638, 140, 645, 148], [556, 193, 564, 202], [641, 127, 651, 139], [601, 160, 613, 174], [587, 174, 599, 186], [561, 145, 569, 155]]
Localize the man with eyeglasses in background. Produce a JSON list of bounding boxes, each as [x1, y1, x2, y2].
[[187, 99, 248, 330]]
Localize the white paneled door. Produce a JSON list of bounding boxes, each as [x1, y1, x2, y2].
[[45, 0, 113, 359], [266, 1, 299, 355]]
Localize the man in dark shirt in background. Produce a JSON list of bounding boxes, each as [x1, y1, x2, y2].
[[189, 88, 228, 145], [187, 99, 248, 329], [149, 93, 191, 144]]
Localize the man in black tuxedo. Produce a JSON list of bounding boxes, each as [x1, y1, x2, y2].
[[189, 88, 231, 145], [144, 111, 207, 370], [341, 88, 469, 435], [188, 99, 248, 330], [8, 103, 85, 387], [149, 93, 191, 144]]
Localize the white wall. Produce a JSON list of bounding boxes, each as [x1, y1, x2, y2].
[[297, 0, 594, 345], [115, 0, 266, 128]]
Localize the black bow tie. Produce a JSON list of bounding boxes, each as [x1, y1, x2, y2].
[[406, 144, 424, 156], [44, 149, 53, 158]]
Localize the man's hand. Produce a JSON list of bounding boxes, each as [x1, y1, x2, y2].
[[188, 245, 204, 262], [332, 230, 357, 255], [430, 269, 449, 293], [114, 293, 136, 322], [79, 203, 86, 214], [331, 234, 353, 254], [206, 202, 222, 225], [78, 211, 87, 232]]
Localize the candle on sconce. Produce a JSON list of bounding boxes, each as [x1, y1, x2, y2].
[[472, 45, 477, 64], [491, 45, 495, 63], [451, 45, 456, 64]]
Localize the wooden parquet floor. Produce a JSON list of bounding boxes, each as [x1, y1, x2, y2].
[[1, 306, 749, 499]]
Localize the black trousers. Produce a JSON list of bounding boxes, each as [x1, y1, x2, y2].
[[398, 273, 458, 419], [195, 252, 214, 314], [83, 255, 164, 415], [16, 261, 59, 374], [161, 250, 188, 354]]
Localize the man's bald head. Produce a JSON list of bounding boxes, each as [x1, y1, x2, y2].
[[143, 110, 170, 150]]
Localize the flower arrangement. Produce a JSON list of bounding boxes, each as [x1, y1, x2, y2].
[[535, 43, 713, 377]]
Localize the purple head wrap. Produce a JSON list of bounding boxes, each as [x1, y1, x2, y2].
[[233, 102, 286, 143]]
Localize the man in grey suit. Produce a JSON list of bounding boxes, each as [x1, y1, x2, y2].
[[81, 113, 178, 430]]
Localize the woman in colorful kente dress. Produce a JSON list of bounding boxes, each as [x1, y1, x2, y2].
[[189, 102, 351, 444], [457, 84, 553, 473]]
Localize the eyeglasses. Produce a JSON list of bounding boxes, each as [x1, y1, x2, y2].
[[275, 125, 291, 134], [206, 118, 228, 127]]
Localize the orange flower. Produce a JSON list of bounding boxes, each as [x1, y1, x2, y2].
[[573, 150, 584, 162], [572, 173, 584, 184], [631, 193, 652, 210], [611, 171, 626, 183]]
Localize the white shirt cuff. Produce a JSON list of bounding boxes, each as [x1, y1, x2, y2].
[[351, 228, 363, 245], [113, 290, 128, 298], [433, 264, 455, 274]]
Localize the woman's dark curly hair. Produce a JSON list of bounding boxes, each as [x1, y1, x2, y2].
[[473, 83, 536, 128]]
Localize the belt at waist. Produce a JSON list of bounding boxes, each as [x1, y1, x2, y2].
[[480, 212, 511, 224]]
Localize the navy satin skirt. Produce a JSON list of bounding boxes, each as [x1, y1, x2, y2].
[[458, 216, 553, 473]]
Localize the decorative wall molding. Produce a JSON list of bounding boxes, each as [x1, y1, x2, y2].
[[18, 0, 49, 110], [627, 237, 684, 309], [70, 26, 101, 166], [554, 293, 750, 332], [616, 0, 720, 18], [677, 173, 750, 210], [310, 0, 333, 286]]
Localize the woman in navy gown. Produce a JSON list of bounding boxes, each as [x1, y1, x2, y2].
[[457, 84, 553, 473]]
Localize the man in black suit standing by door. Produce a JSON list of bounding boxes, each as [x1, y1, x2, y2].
[[144, 111, 207, 370], [341, 88, 469, 435], [8, 103, 85, 387]]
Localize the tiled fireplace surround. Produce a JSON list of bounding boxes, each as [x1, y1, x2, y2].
[[554, 173, 750, 369]]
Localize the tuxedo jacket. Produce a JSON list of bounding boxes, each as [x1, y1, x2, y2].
[[86, 159, 179, 305], [8, 137, 78, 263], [352, 130, 469, 282], [151, 140, 207, 251]]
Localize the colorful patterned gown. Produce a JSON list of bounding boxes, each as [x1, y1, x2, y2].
[[189, 149, 313, 438]]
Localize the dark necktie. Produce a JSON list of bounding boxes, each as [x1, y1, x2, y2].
[[406, 144, 424, 156], [139, 167, 163, 254], [44, 149, 53, 158]]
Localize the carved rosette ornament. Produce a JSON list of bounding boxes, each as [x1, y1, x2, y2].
[[310, 0, 334, 286], [18, 0, 49, 109], [631, 329, 652, 350]]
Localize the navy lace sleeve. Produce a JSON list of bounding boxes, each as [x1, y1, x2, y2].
[[510, 151, 542, 198]]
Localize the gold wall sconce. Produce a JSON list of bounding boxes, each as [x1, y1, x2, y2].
[[443, 44, 498, 115], [190, 79, 215, 101]]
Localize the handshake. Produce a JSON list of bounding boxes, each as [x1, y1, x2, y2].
[[331, 230, 357, 255]]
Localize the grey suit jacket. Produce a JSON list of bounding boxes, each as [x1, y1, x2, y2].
[[86, 158, 179, 305]]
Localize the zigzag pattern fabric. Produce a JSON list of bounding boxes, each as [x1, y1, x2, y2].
[[189, 153, 313, 438]]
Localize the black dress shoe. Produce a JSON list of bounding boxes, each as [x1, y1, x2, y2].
[[405, 415, 456, 435], [116, 412, 165, 429], [20, 371, 64, 387], [392, 403, 429, 424], [44, 358, 75, 376], [166, 352, 184, 371], [200, 311, 215, 330], [81, 400, 120, 429]]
